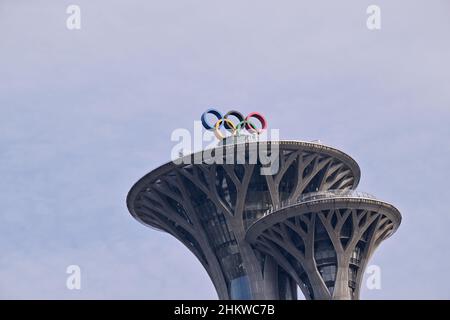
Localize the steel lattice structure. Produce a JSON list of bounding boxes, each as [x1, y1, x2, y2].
[[127, 140, 401, 300]]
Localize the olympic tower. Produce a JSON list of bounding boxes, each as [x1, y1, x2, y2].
[[126, 110, 401, 300]]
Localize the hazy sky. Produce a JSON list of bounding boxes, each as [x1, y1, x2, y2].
[[1, 1, 449, 299]]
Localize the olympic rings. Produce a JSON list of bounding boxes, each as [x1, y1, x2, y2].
[[201, 109, 267, 140]]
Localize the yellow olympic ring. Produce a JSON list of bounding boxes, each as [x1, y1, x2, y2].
[[214, 118, 237, 140]]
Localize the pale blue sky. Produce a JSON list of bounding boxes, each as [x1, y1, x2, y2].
[[1, 1, 449, 299]]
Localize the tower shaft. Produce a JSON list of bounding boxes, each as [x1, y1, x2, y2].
[[127, 141, 400, 299]]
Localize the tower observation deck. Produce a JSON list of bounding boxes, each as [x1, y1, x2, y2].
[[127, 140, 401, 300]]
